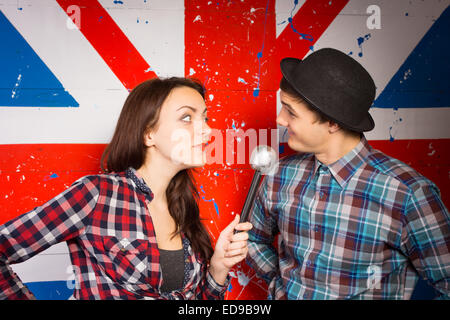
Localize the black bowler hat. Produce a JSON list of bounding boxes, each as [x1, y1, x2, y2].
[[280, 48, 376, 132]]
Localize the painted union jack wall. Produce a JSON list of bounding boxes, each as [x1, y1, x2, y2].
[[0, 0, 448, 299]]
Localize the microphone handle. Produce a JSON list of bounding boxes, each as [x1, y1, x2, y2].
[[239, 170, 262, 224]]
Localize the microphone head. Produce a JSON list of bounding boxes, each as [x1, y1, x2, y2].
[[250, 145, 279, 175]]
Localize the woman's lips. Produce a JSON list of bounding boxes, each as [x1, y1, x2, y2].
[[192, 143, 207, 151]]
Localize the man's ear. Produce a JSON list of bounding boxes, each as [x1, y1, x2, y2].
[[143, 129, 155, 147], [328, 121, 341, 134]]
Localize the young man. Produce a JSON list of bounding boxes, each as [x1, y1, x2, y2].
[[246, 48, 449, 299]]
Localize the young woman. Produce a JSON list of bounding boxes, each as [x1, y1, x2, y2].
[[0, 77, 252, 300]]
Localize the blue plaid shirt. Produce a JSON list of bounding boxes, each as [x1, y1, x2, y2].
[[246, 136, 449, 299]]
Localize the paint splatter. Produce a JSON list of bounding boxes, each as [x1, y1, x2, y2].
[[202, 197, 220, 216], [236, 271, 250, 286], [253, 0, 270, 97], [199, 185, 220, 216], [238, 77, 247, 84], [399, 68, 412, 83], [427, 143, 436, 156], [254, 52, 263, 97], [43, 173, 59, 181], [231, 119, 238, 131], [388, 109, 403, 142], [356, 33, 371, 57], [229, 270, 251, 290], [288, 0, 314, 50], [11, 74, 22, 99], [228, 268, 267, 298]]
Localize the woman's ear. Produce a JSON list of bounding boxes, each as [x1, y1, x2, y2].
[[143, 129, 156, 147]]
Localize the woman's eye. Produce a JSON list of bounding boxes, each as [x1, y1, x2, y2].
[[181, 115, 191, 122], [204, 117, 209, 123]]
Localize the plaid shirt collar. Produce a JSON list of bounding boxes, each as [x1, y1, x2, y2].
[[126, 167, 154, 201], [313, 135, 372, 188]]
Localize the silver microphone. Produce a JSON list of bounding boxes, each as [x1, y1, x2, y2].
[[238, 145, 278, 226]]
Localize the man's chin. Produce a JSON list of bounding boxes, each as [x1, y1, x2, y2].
[[287, 139, 301, 153]]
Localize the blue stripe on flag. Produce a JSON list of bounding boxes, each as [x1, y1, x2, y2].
[[373, 6, 450, 109], [25, 281, 74, 300], [0, 10, 79, 107]]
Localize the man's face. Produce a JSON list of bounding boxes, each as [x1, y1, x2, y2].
[[276, 90, 330, 154]]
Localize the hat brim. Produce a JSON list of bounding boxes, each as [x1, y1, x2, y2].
[[280, 57, 374, 132]]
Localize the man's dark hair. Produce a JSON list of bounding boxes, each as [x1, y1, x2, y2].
[[279, 77, 331, 124], [280, 77, 360, 137]]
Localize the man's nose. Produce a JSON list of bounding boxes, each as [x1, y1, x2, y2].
[[276, 110, 288, 127]]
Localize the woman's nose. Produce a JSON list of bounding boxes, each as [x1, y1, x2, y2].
[[193, 120, 212, 143], [202, 122, 212, 142]]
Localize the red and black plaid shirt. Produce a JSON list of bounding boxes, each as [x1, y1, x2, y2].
[[0, 168, 228, 300]]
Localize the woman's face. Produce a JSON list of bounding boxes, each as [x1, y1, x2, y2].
[[146, 86, 212, 168]]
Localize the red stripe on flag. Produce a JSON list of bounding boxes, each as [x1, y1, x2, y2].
[[275, 0, 349, 74], [56, 0, 158, 90], [0, 144, 105, 224], [1, 140, 448, 225]]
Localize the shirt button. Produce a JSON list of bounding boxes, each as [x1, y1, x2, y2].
[[305, 260, 311, 267]]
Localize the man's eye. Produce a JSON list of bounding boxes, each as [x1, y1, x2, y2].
[[285, 108, 295, 117], [181, 115, 191, 122]]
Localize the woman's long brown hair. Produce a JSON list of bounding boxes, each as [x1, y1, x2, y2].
[[101, 77, 213, 261]]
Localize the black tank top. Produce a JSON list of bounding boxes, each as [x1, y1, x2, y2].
[[158, 248, 185, 293]]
